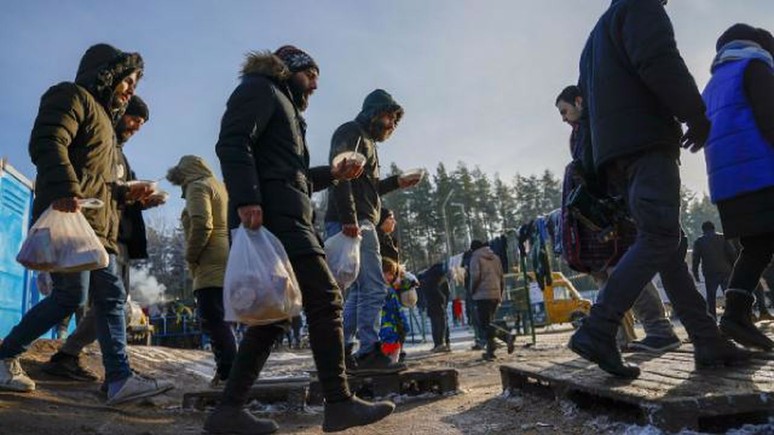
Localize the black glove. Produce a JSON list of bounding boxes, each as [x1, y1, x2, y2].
[[681, 116, 711, 153]]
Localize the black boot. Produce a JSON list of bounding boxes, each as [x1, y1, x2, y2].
[[203, 406, 278, 434], [720, 289, 774, 351], [351, 347, 406, 375], [694, 335, 754, 368], [569, 319, 640, 379], [322, 395, 395, 432]]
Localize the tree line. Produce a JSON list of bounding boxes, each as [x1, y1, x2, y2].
[[138, 161, 721, 302]]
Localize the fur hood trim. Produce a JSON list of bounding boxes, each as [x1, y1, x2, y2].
[[240, 51, 290, 81]]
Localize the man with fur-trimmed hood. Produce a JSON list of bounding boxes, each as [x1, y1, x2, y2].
[[0, 44, 173, 405], [211, 45, 395, 434], [324, 89, 422, 375]]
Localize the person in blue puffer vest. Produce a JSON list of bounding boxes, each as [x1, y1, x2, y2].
[[702, 23, 774, 351]]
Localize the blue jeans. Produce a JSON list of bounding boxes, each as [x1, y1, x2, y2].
[[326, 221, 387, 356], [0, 255, 132, 382]]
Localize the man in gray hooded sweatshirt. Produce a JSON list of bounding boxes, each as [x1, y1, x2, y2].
[[324, 90, 422, 374]]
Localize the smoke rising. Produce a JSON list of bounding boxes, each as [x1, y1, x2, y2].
[[129, 266, 167, 307]]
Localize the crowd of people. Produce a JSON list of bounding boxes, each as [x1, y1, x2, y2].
[[0, 0, 772, 433]]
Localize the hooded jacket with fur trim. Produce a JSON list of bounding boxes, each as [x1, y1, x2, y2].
[[215, 51, 335, 257], [29, 43, 143, 254]]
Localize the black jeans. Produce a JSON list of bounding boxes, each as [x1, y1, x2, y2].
[[475, 299, 502, 355], [221, 254, 350, 407], [728, 234, 774, 292], [426, 297, 449, 348], [466, 292, 486, 345], [591, 150, 718, 341], [195, 287, 237, 380], [702, 273, 729, 319]]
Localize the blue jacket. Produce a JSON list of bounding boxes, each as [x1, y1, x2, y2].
[[703, 58, 774, 202]]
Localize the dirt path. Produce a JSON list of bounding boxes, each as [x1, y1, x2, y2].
[[4, 324, 769, 434]]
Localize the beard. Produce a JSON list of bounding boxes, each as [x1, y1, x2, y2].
[[288, 79, 310, 111], [370, 120, 394, 142]]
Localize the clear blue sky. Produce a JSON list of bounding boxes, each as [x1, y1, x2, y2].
[[2, 1, 772, 225]]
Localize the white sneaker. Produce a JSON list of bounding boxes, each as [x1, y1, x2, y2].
[[106, 373, 174, 405], [0, 358, 36, 392]]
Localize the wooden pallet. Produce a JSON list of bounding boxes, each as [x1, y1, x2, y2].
[[182, 377, 309, 411], [308, 369, 459, 405], [500, 350, 774, 432]]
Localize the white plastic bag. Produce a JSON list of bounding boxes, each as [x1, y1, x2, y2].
[[224, 226, 303, 325], [324, 231, 362, 290], [16, 202, 109, 273], [398, 271, 419, 308]]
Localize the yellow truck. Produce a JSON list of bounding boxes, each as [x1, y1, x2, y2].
[[502, 271, 591, 328]]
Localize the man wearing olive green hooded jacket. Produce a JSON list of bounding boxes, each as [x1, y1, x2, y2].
[[167, 155, 236, 386]]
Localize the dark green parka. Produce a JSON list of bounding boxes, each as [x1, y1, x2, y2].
[[29, 43, 143, 254]]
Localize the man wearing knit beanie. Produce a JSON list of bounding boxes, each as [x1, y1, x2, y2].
[[273, 44, 319, 111], [208, 45, 393, 434], [0, 44, 173, 405], [324, 89, 421, 375]]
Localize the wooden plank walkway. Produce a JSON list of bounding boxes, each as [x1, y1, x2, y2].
[[308, 369, 460, 405], [500, 348, 774, 432], [182, 377, 309, 411], [182, 369, 459, 409]]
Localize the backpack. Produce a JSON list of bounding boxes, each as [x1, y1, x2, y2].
[[560, 160, 635, 273]]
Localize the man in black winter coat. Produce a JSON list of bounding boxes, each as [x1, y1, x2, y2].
[[569, 0, 750, 378], [692, 221, 737, 319], [207, 46, 394, 434]]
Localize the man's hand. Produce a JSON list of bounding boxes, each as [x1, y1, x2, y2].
[[681, 117, 711, 153], [141, 194, 167, 209], [342, 223, 360, 238], [51, 197, 80, 213], [332, 158, 364, 181], [398, 172, 422, 188], [127, 182, 154, 202], [238, 205, 263, 230]]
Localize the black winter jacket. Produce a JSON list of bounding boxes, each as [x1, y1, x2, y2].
[[116, 149, 148, 259], [579, 0, 706, 170], [215, 52, 334, 258]]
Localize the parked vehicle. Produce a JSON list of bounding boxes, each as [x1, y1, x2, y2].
[[498, 271, 591, 332]]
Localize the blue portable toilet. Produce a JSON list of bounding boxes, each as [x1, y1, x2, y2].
[[0, 158, 37, 338]]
